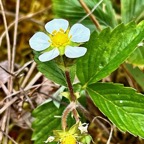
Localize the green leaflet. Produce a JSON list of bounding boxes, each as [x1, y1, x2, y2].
[[34, 51, 76, 86], [121, 0, 144, 23], [32, 102, 65, 144], [52, 0, 117, 29], [87, 82, 144, 138], [76, 21, 144, 86], [34, 51, 66, 86]]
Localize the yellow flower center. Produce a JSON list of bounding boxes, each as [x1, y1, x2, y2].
[[61, 135, 76, 144], [50, 29, 71, 48]]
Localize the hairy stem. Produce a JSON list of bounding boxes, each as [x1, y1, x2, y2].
[[59, 57, 79, 129], [65, 71, 76, 102], [62, 102, 76, 130], [64, 71, 79, 125]]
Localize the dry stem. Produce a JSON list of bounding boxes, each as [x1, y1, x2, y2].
[[78, 0, 101, 31]]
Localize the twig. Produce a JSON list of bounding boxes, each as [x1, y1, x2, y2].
[[0, 60, 33, 78], [78, 0, 103, 23], [0, 111, 7, 142], [0, 0, 11, 71], [0, 65, 15, 76], [77, 103, 110, 135], [93, 116, 114, 144], [21, 61, 36, 88], [25, 72, 42, 89], [78, 0, 101, 31], [0, 3, 13, 142], [107, 126, 114, 144], [1, 84, 43, 102], [11, 0, 20, 73], [8, 0, 20, 98], [0, 81, 11, 96], [0, 128, 18, 144], [20, 88, 35, 109], [0, 82, 11, 142], [0, 97, 18, 114], [15, 60, 33, 76], [0, 5, 51, 18], [0, 10, 15, 16], [0, 5, 52, 45], [3, 109, 10, 144]]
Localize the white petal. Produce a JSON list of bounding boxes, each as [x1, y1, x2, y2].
[[65, 46, 87, 58], [45, 19, 69, 34], [29, 32, 50, 51], [39, 48, 59, 62], [69, 24, 90, 43]]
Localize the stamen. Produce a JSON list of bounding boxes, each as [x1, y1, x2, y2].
[[50, 29, 71, 48]]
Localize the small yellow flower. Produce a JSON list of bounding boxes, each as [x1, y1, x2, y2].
[[44, 122, 91, 144], [61, 134, 76, 144]]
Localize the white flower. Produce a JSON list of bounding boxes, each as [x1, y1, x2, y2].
[[29, 19, 90, 62]]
